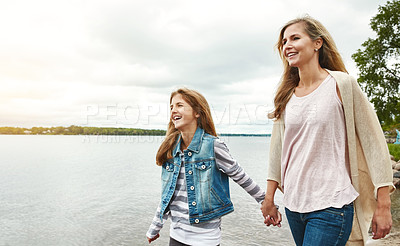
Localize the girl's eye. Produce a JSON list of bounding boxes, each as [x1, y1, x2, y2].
[[282, 40, 287, 45], [294, 37, 300, 40]]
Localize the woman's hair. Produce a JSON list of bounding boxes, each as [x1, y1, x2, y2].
[[269, 15, 348, 120], [155, 88, 217, 166]]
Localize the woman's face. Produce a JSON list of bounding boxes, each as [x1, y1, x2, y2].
[[170, 94, 199, 133], [282, 22, 319, 68]]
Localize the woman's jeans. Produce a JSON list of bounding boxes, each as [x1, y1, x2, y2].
[[285, 203, 354, 246]]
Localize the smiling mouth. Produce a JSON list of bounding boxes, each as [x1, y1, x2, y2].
[[287, 52, 297, 58], [173, 116, 182, 121]]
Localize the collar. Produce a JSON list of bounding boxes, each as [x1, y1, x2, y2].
[[172, 127, 204, 157]]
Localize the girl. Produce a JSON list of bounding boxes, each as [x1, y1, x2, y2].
[[261, 16, 394, 245], [146, 88, 265, 246]]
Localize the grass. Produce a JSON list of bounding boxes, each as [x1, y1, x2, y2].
[[388, 144, 400, 161]]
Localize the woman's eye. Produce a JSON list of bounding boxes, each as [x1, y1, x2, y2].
[[294, 37, 300, 40]]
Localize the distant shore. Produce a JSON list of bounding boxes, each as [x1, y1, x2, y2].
[[0, 126, 270, 137]]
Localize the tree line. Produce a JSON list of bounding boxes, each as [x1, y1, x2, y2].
[[0, 126, 166, 136]]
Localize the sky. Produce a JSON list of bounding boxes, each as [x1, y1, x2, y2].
[[0, 0, 388, 134]]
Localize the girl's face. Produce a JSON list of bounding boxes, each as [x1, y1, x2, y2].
[[170, 94, 199, 133], [282, 22, 319, 68]]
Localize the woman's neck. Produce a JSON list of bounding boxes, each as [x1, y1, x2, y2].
[[298, 63, 328, 88]]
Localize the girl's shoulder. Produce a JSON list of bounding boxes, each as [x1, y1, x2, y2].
[[213, 138, 232, 153]]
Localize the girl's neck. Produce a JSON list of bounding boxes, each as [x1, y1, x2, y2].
[[180, 130, 196, 150]]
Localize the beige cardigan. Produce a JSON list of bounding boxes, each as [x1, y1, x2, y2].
[[267, 70, 395, 245]]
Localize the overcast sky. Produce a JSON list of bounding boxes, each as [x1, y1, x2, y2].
[[0, 0, 388, 133]]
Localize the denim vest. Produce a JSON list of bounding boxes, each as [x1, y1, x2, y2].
[[159, 127, 234, 224]]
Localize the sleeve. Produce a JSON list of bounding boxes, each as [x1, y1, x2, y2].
[[214, 139, 265, 203], [267, 118, 284, 191], [146, 203, 169, 239], [350, 76, 395, 197]]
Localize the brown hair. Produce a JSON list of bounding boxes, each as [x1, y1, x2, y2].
[[155, 88, 217, 166], [269, 15, 348, 120]]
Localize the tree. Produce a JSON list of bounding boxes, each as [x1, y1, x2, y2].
[[352, 0, 400, 127]]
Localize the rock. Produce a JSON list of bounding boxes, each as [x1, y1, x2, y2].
[[391, 155, 395, 161], [394, 171, 400, 179], [394, 178, 400, 188], [393, 160, 398, 169], [396, 163, 400, 171]]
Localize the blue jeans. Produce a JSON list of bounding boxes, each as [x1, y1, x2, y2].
[[285, 203, 354, 246]]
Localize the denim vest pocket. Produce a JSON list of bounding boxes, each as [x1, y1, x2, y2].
[[193, 161, 212, 183]]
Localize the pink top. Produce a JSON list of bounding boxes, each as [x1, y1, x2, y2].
[[282, 75, 359, 213]]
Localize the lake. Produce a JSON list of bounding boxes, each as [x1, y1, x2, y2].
[[0, 135, 398, 246]]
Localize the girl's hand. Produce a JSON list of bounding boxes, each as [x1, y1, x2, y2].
[[261, 200, 281, 227], [147, 234, 160, 244]]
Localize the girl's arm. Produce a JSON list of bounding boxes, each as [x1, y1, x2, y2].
[[146, 204, 168, 243], [214, 139, 265, 203]]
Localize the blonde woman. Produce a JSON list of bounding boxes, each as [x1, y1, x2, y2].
[[146, 88, 265, 246], [261, 16, 394, 245]]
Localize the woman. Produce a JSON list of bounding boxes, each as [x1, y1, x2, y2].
[[146, 88, 265, 246], [261, 16, 395, 245]]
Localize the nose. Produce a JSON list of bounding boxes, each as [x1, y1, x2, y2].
[[283, 43, 292, 54], [170, 105, 177, 114]]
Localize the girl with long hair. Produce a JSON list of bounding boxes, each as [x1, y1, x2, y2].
[[146, 88, 265, 246], [261, 16, 394, 245]]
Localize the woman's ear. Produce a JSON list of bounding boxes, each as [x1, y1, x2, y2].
[[195, 112, 200, 118], [315, 37, 323, 50]]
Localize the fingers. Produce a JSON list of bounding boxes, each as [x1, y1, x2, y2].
[[371, 219, 377, 238], [147, 234, 160, 244], [264, 213, 282, 227], [264, 215, 275, 226], [372, 223, 391, 239], [276, 212, 282, 227]]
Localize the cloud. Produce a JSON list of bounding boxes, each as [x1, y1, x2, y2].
[[0, 0, 389, 133]]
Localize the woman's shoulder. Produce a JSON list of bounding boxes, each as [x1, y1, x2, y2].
[[326, 70, 357, 88], [326, 70, 353, 81]]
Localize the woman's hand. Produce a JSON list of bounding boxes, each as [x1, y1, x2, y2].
[[147, 234, 160, 244], [261, 200, 282, 227], [372, 186, 392, 239]]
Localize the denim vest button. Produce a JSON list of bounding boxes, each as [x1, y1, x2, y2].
[[201, 165, 206, 169], [190, 186, 195, 190], [187, 152, 192, 156], [188, 170, 193, 175], [195, 219, 199, 223], [192, 201, 196, 206], [166, 166, 169, 170]]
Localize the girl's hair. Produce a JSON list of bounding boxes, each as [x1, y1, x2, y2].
[[269, 15, 348, 120], [155, 88, 217, 166]]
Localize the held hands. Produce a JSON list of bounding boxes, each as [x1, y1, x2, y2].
[[147, 234, 160, 244], [261, 200, 282, 227]]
